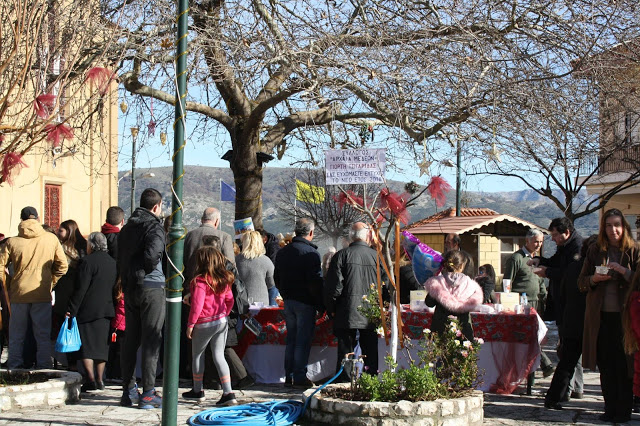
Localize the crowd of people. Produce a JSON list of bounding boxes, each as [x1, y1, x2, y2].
[[2, 189, 640, 421]]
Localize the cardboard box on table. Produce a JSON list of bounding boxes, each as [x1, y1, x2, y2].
[[494, 292, 520, 312]]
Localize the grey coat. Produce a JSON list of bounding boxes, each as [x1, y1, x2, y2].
[[183, 224, 235, 286], [324, 241, 384, 330], [235, 254, 275, 306]]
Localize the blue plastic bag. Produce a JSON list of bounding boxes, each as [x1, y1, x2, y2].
[[55, 317, 82, 353]]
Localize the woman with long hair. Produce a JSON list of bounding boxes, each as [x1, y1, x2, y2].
[[235, 231, 275, 305], [66, 232, 117, 392], [53, 219, 88, 370], [475, 264, 496, 304], [183, 246, 237, 405], [579, 209, 639, 423]]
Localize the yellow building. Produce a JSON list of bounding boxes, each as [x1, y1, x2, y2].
[[403, 207, 548, 288], [0, 97, 119, 236], [576, 40, 640, 225]]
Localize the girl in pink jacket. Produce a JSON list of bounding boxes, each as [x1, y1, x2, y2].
[[425, 250, 483, 340], [182, 246, 237, 406]]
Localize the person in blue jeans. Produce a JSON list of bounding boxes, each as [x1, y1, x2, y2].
[[117, 189, 166, 409], [274, 218, 323, 388]]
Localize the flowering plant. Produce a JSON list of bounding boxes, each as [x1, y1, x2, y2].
[[418, 317, 483, 395], [352, 317, 483, 402], [357, 283, 387, 331]]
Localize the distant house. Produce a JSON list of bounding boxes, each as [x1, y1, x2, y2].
[[403, 208, 548, 282], [575, 40, 640, 226]]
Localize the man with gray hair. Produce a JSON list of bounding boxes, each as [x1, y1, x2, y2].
[[325, 222, 381, 381], [183, 207, 235, 284], [274, 218, 323, 388], [504, 228, 554, 377]]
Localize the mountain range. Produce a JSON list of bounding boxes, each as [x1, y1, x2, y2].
[[118, 166, 600, 242]]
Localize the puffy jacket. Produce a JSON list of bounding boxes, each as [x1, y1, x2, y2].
[[274, 236, 323, 307], [0, 219, 68, 303], [324, 241, 385, 330], [117, 207, 166, 290]]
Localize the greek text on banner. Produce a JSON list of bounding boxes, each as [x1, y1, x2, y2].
[[325, 148, 386, 185]]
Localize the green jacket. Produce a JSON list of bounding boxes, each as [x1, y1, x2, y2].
[[503, 248, 546, 301]]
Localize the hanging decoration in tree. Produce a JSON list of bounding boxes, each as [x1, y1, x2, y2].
[[333, 190, 365, 211], [86, 67, 114, 95], [417, 140, 432, 176], [147, 98, 156, 136], [484, 142, 502, 163], [33, 94, 56, 119], [378, 188, 410, 225], [1, 153, 27, 184], [44, 123, 74, 147], [427, 175, 452, 208], [358, 123, 374, 145]]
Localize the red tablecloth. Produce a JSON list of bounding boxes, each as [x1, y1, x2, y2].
[[237, 307, 538, 352], [237, 307, 541, 394]]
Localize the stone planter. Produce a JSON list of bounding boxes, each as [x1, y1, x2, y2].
[[302, 384, 483, 426], [0, 370, 82, 411]]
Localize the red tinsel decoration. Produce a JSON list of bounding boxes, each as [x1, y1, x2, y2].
[[378, 188, 410, 224], [33, 93, 57, 119], [332, 190, 364, 211], [86, 67, 113, 95], [1, 153, 27, 185], [427, 175, 452, 208], [45, 123, 74, 147]]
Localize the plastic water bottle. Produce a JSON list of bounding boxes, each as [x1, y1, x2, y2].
[[521, 293, 528, 307]]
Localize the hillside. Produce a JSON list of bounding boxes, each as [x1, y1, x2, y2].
[[118, 166, 600, 241]]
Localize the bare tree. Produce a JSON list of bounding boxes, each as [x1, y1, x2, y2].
[[276, 168, 369, 247], [0, 0, 128, 185], [102, 0, 640, 227], [466, 41, 640, 223]]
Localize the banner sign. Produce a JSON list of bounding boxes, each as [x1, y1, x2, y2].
[[325, 148, 386, 185]]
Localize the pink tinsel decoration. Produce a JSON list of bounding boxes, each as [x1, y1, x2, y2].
[[1, 153, 27, 185], [427, 176, 452, 208], [333, 190, 364, 211], [33, 93, 57, 119], [86, 67, 113, 95], [378, 188, 410, 224], [147, 120, 156, 136], [45, 123, 74, 147]]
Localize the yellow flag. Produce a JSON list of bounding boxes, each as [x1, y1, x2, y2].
[[295, 179, 325, 204]]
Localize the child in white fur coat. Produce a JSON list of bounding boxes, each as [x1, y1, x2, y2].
[[425, 250, 483, 340]]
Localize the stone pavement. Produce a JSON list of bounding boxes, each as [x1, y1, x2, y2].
[[0, 322, 639, 425]]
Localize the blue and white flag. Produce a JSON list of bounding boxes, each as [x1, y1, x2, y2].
[[220, 180, 236, 202]]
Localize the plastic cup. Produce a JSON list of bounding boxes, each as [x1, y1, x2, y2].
[[503, 279, 511, 293]]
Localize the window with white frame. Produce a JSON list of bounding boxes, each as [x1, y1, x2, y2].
[[499, 236, 527, 275]]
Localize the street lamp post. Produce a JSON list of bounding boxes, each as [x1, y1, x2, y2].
[[130, 127, 139, 215]]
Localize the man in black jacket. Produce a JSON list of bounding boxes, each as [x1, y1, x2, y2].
[[117, 188, 165, 409], [325, 222, 381, 380], [531, 217, 584, 390], [274, 218, 323, 388], [101, 206, 124, 260]]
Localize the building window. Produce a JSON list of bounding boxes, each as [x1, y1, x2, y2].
[[499, 236, 526, 275], [44, 184, 61, 229], [615, 111, 640, 146]]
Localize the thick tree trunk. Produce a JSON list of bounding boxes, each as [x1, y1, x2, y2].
[[230, 128, 264, 229]]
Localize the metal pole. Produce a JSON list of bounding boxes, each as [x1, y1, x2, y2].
[[161, 0, 188, 422], [130, 133, 137, 215], [456, 139, 461, 217]]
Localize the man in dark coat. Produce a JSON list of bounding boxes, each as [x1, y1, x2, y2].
[[117, 188, 165, 409], [101, 206, 124, 260], [325, 222, 382, 379], [532, 217, 584, 392], [274, 218, 323, 388]]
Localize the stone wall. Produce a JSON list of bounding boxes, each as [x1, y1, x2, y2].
[[0, 370, 82, 411], [303, 386, 483, 426]]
